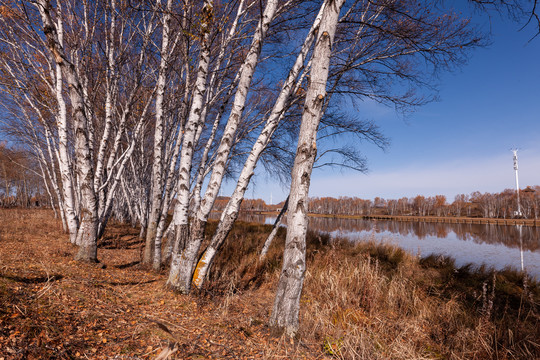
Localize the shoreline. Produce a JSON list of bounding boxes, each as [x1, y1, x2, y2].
[[251, 211, 540, 226]]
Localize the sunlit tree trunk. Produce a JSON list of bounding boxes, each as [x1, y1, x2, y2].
[[167, 0, 215, 291], [153, 63, 191, 269], [94, 0, 118, 222], [190, 1, 246, 215], [270, 0, 344, 337], [144, 0, 174, 266], [192, 1, 325, 288], [168, 0, 278, 294], [52, 11, 79, 244], [37, 0, 99, 262]]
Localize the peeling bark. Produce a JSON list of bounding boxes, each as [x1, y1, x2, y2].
[[192, 1, 324, 289], [270, 0, 345, 337]]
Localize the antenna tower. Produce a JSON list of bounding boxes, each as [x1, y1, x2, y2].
[[512, 149, 522, 217]]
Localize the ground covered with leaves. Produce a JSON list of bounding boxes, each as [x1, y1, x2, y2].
[[1, 209, 539, 359], [0, 209, 318, 359]]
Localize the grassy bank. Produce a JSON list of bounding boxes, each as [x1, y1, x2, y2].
[[206, 221, 540, 359], [1, 209, 538, 359], [256, 211, 540, 227]]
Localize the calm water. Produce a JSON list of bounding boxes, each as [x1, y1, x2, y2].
[[235, 213, 540, 279]]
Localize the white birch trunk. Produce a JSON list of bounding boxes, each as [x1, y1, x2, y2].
[[43, 127, 67, 230], [144, 0, 174, 266], [167, 0, 215, 292], [96, 91, 153, 240], [260, 196, 289, 259], [191, 0, 326, 287], [196, 0, 278, 225], [270, 0, 345, 337], [189, 0, 246, 212], [53, 12, 79, 244], [95, 0, 118, 221], [37, 0, 100, 262], [168, 0, 278, 294], [153, 62, 192, 268], [153, 123, 183, 270], [96, 14, 158, 239]]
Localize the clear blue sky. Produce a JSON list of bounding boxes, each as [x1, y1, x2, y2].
[[240, 6, 540, 204]]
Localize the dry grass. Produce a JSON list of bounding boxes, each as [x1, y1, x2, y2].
[[299, 241, 539, 359], [1, 209, 538, 359], [206, 223, 540, 360]]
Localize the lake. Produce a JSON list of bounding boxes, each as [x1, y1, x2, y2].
[[235, 213, 540, 279]]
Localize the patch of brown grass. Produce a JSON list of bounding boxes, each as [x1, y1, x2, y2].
[[297, 240, 539, 359], [203, 221, 539, 359], [1, 210, 538, 359]]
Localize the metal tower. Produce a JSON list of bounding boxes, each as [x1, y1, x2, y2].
[[512, 149, 522, 217]]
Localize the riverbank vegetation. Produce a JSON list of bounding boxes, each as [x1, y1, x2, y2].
[[213, 188, 540, 220], [1, 209, 538, 359]]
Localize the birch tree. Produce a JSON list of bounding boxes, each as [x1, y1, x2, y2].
[[191, 1, 328, 288], [268, 0, 484, 336], [143, 0, 177, 266], [270, 0, 346, 337], [190, 0, 478, 290], [0, 0, 161, 261], [167, 0, 280, 293], [35, 0, 101, 261], [0, 0, 80, 241]]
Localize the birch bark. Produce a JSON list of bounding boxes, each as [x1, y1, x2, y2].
[[144, 0, 174, 266], [168, 0, 278, 294], [153, 63, 191, 269], [94, 0, 118, 220], [191, 1, 326, 288], [269, 0, 345, 337], [53, 10, 79, 244], [190, 0, 245, 215], [36, 0, 100, 262], [260, 195, 289, 259], [167, 0, 215, 291]]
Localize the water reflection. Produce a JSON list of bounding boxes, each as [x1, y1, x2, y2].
[[304, 217, 540, 252], [226, 213, 540, 279]]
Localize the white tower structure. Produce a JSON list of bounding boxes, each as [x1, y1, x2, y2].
[[512, 149, 522, 217]]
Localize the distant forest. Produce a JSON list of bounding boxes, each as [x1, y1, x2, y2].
[[215, 187, 540, 219], [3, 143, 539, 219]]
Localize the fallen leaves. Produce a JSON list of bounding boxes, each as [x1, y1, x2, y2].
[[0, 209, 320, 359]]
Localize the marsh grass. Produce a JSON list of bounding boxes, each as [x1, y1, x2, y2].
[[2, 210, 538, 359], [205, 221, 540, 359]]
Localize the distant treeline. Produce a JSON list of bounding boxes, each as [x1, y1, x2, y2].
[[0, 144, 50, 208], [214, 188, 540, 219], [3, 141, 538, 220]]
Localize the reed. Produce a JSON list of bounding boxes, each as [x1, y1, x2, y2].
[[207, 221, 540, 359]]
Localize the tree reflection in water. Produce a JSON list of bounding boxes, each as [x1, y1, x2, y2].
[[222, 213, 540, 278]]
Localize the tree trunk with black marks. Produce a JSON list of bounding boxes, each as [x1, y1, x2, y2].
[[191, 0, 325, 288], [37, 0, 100, 262], [166, 0, 214, 292], [183, 0, 279, 291], [270, 0, 344, 337]]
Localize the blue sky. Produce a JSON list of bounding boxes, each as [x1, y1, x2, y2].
[[241, 6, 540, 204]]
